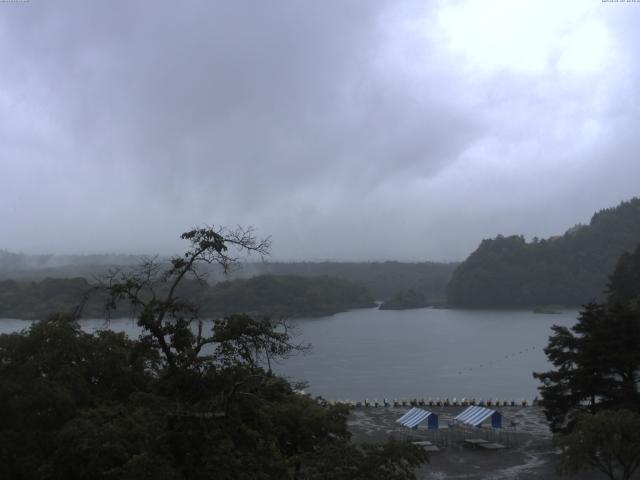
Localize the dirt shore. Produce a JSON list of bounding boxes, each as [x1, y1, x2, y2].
[[347, 406, 613, 479]]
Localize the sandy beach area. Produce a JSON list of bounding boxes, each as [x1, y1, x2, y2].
[[347, 406, 615, 480]]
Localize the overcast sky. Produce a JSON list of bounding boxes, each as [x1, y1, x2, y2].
[[1, 0, 639, 261]]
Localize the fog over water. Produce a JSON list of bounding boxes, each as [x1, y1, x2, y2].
[[1, 1, 640, 261]]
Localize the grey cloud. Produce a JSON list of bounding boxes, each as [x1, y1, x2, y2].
[[0, 1, 639, 260]]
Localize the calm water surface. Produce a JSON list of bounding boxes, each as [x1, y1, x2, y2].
[[1, 307, 577, 402], [276, 307, 578, 402]]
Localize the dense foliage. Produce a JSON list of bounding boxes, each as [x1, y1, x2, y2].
[[607, 244, 640, 310], [534, 244, 640, 433], [533, 302, 640, 432], [1, 314, 417, 479], [0, 275, 373, 320], [0, 227, 428, 479], [535, 243, 640, 478], [448, 198, 640, 308], [555, 410, 640, 480]]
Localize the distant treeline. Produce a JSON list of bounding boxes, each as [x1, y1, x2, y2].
[[447, 198, 640, 308], [0, 277, 93, 320], [0, 275, 374, 320], [231, 261, 458, 303], [0, 252, 458, 306], [379, 289, 429, 310], [194, 275, 374, 318]]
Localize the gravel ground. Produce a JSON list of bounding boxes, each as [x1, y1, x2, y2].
[[347, 406, 620, 480]]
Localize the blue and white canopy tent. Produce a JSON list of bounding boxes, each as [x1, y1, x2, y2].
[[453, 405, 502, 428], [396, 407, 439, 430]]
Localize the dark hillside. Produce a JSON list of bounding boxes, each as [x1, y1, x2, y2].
[[447, 198, 640, 308]]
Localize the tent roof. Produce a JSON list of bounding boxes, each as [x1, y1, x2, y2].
[[396, 407, 434, 428], [454, 406, 500, 426]]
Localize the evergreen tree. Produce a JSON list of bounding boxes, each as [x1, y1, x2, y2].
[[534, 244, 640, 433], [607, 244, 640, 310]]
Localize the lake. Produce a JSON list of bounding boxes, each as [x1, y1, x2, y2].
[[0, 307, 578, 402]]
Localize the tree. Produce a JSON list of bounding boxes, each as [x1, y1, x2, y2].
[[0, 313, 160, 480], [102, 225, 271, 372], [297, 439, 428, 480], [533, 303, 640, 432], [607, 244, 640, 310], [555, 410, 640, 480], [0, 225, 429, 479], [533, 246, 640, 433], [212, 313, 308, 373]]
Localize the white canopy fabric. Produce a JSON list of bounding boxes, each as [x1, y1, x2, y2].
[[454, 406, 498, 427], [396, 407, 433, 428]]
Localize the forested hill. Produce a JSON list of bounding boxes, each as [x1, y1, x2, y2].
[[447, 198, 640, 308], [0, 275, 374, 320]]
